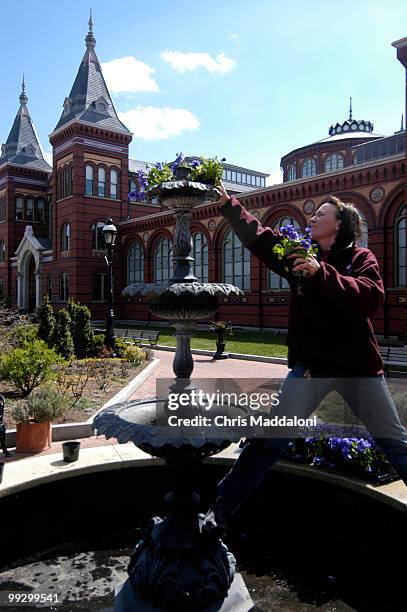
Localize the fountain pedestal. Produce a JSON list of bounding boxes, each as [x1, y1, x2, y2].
[[93, 179, 253, 610]]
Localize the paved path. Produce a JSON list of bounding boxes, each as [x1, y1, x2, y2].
[[129, 349, 289, 400]]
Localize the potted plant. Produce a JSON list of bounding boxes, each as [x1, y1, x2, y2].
[[209, 320, 233, 360], [128, 153, 225, 202], [12, 383, 69, 453]]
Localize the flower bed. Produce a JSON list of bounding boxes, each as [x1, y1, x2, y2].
[[282, 424, 399, 486]]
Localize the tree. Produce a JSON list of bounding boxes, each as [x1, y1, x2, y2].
[[53, 309, 75, 359], [67, 298, 94, 358], [37, 295, 56, 343]]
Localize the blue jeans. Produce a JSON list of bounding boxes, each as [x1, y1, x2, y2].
[[218, 365, 407, 512]]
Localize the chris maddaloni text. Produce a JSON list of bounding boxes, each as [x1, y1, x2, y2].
[[167, 415, 318, 428]]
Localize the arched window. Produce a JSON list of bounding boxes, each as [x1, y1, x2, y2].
[[301, 158, 316, 178], [154, 238, 173, 282], [357, 211, 368, 248], [0, 241, 5, 262], [98, 167, 106, 197], [324, 153, 344, 173], [269, 217, 301, 289], [16, 197, 23, 220], [287, 164, 296, 181], [26, 198, 34, 221], [192, 233, 208, 282], [85, 164, 94, 196], [127, 241, 145, 284], [92, 221, 106, 250], [61, 223, 71, 252], [395, 205, 406, 287], [222, 230, 250, 290], [59, 272, 69, 301], [58, 169, 63, 200], [63, 166, 69, 198], [110, 169, 118, 199]]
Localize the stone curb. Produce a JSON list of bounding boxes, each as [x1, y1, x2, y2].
[[154, 344, 288, 365], [5, 358, 161, 447]]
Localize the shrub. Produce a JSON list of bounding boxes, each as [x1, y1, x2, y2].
[[37, 295, 56, 343], [12, 324, 39, 347], [89, 333, 105, 356], [0, 340, 63, 395], [53, 309, 75, 359], [67, 298, 94, 358], [124, 345, 146, 367], [26, 383, 69, 422], [114, 337, 128, 358]]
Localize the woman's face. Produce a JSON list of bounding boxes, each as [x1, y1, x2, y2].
[[309, 203, 341, 242]]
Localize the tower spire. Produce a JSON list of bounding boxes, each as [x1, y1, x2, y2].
[[85, 9, 96, 48], [348, 96, 353, 121], [19, 74, 28, 105]]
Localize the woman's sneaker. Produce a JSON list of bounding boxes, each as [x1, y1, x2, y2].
[[201, 497, 231, 537]]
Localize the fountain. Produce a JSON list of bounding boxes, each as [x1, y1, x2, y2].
[[93, 177, 253, 611]]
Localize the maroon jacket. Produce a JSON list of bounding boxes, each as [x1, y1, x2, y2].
[[220, 196, 384, 376]]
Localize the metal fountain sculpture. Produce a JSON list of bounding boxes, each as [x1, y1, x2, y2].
[[93, 174, 247, 610]]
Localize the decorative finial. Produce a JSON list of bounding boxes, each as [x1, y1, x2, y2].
[[85, 8, 96, 48], [349, 96, 353, 121], [19, 74, 28, 105]]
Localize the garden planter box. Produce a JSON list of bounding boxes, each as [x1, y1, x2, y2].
[[16, 421, 52, 453]]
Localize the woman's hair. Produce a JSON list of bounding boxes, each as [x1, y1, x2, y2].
[[319, 195, 364, 250]]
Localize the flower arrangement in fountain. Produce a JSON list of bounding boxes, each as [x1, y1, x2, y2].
[[129, 153, 225, 201], [272, 224, 318, 277], [283, 424, 398, 484]]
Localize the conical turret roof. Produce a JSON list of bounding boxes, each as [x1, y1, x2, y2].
[[53, 13, 130, 135], [0, 77, 51, 172]]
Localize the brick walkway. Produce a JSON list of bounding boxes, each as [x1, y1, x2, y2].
[[2, 350, 288, 464]]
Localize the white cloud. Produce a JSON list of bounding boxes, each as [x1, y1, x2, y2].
[[267, 169, 283, 186], [101, 57, 159, 94], [161, 50, 235, 74], [228, 33, 241, 41], [118, 106, 200, 140]]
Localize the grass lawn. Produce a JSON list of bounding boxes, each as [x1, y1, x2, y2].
[[114, 324, 288, 358]]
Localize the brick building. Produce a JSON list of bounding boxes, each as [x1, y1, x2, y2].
[[0, 22, 406, 339]]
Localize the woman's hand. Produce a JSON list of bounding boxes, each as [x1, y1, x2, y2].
[[288, 252, 321, 277], [215, 181, 230, 205]]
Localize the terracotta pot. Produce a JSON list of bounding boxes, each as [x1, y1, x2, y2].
[[15, 420, 52, 453]]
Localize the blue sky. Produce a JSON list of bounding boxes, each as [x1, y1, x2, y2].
[[1, 0, 406, 184]]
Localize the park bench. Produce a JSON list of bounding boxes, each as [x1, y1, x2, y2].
[[94, 328, 160, 348], [379, 345, 407, 378]]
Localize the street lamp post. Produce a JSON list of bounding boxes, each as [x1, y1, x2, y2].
[[103, 218, 117, 352]]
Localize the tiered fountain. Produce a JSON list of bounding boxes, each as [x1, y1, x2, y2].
[[93, 176, 252, 611]]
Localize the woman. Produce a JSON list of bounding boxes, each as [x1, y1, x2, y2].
[[202, 184, 407, 535]]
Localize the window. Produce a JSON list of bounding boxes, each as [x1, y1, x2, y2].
[[251, 175, 256, 185], [226, 170, 231, 181], [357, 211, 368, 248], [231, 171, 236, 181], [256, 177, 261, 186], [57, 169, 63, 200], [93, 272, 109, 301], [154, 237, 173, 282], [35, 199, 45, 223], [59, 273, 69, 301], [222, 169, 226, 179], [223, 230, 250, 290], [110, 169, 118, 199], [16, 197, 23, 220], [395, 206, 406, 287], [192, 233, 208, 282], [287, 164, 296, 181], [324, 153, 344, 173], [26, 198, 34, 221], [0, 195, 5, 221], [242, 173, 246, 184], [130, 179, 137, 192], [236, 172, 241, 182], [301, 158, 316, 178], [47, 276, 52, 300], [269, 217, 301, 289], [98, 167, 106, 197], [128, 242, 144, 284], [85, 165, 94, 196], [61, 223, 71, 252], [92, 221, 106, 250], [64, 167, 69, 198], [0, 241, 5, 262]]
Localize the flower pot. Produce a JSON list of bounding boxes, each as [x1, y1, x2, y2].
[[0, 462, 4, 484], [213, 341, 229, 360], [62, 441, 81, 462], [15, 421, 52, 453]]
